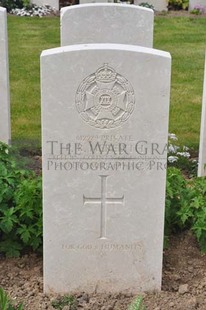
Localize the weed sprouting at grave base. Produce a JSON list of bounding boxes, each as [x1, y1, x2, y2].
[[127, 296, 147, 310], [0, 287, 23, 310], [51, 294, 146, 310], [51, 295, 78, 310]]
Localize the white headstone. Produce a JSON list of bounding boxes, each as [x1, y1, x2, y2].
[[41, 43, 171, 293], [134, 0, 168, 11], [61, 4, 154, 47], [198, 53, 206, 177], [31, 0, 59, 10], [189, 0, 206, 11], [0, 7, 11, 144]]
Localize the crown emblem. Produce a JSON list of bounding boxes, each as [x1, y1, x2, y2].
[[95, 64, 116, 83]]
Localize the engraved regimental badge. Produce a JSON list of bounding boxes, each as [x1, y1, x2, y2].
[[75, 64, 135, 129]]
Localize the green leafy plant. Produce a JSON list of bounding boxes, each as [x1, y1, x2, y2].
[[52, 295, 78, 310], [139, 2, 155, 10], [22, 0, 31, 8], [0, 287, 23, 310], [0, 142, 42, 257], [190, 8, 201, 15], [128, 296, 146, 310], [0, 0, 24, 12], [168, 0, 189, 10], [165, 166, 206, 252], [177, 177, 206, 252], [165, 167, 189, 246], [190, 5, 205, 15]]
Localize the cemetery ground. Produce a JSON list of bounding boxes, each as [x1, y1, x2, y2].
[[1, 12, 206, 310], [1, 230, 206, 309]]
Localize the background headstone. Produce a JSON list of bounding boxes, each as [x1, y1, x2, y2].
[[61, 4, 154, 47], [134, 0, 168, 11], [198, 53, 206, 177], [0, 7, 11, 144], [31, 0, 59, 10], [41, 43, 171, 293], [189, 0, 206, 12]]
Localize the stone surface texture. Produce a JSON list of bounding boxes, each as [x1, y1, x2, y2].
[[0, 7, 10, 144], [41, 43, 171, 294], [134, 0, 168, 11], [61, 4, 153, 47]]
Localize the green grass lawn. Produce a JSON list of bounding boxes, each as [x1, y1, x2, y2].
[[154, 16, 206, 148], [7, 14, 206, 149], [8, 15, 60, 144]]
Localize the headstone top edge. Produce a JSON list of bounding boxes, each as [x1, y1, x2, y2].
[[41, 43, 170, 59], [0, 7, 6, 13], [61, 3, 154, 16]]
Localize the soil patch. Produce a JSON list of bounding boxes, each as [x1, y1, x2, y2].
[[1, 231, 206, 309]]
